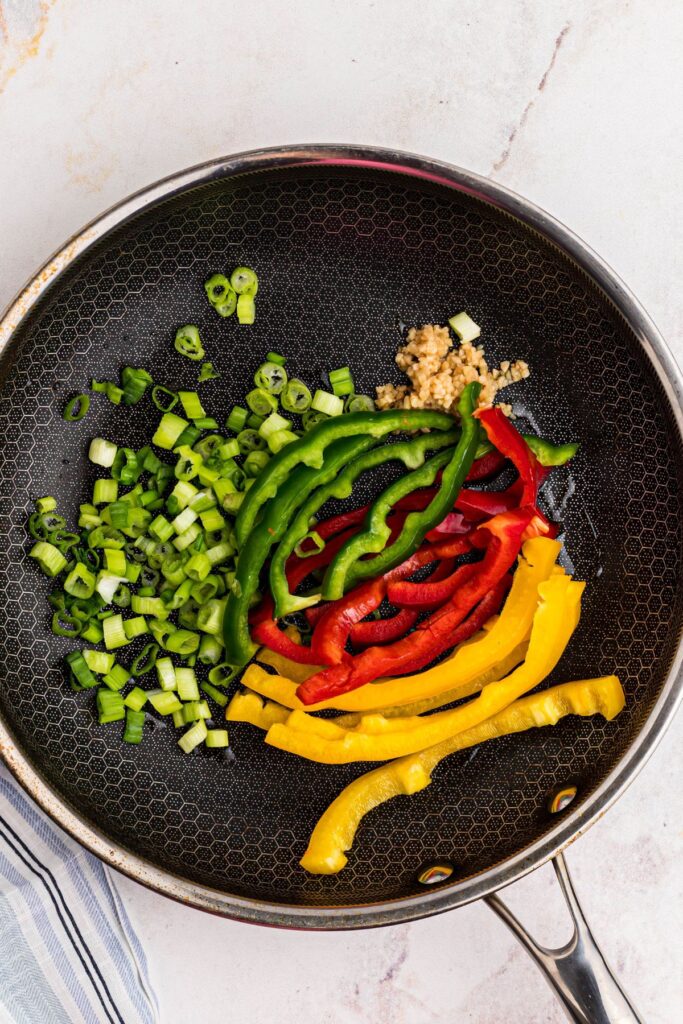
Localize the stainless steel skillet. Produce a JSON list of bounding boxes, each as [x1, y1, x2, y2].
[[0, 146, 681, 1022]]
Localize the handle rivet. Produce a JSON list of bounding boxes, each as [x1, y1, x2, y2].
[[417, 862, 454, 885]]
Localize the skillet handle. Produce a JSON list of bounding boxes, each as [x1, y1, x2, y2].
[[485, 853, 643, 1023]]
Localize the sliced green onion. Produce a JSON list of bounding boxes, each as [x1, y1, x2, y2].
[[103, 663, 131, 691], [448, 311, 481, 343], [92, 479, 118, 506], [123, 709, 146, 744], [185, 552, 211, 581], [302, 409, 329, 431], [29, 541, 67, 577], [175, 424, 202, 448], [205, 728, 229, 748], [166, 578, 194, 610], [182, 700, 211, 723], [196, 598, 225, 635], [168, 480, 198, 512], [200, 682, 229, 707], [226, 406, 248, 433], [246, 388, 278, 418], [97, 688, 125, 724], [63, 394, 90, 421], [111, 448, 141, 486], [155, 656, 176, 691], [52, 610, 82, 637], [198, 362, 220, 383], [242, 450, 269, 478], [207, 662, 239, 687], [281, 378, 312, 413], [124, 686, 148, 710], [132, 642, 160, 676], [165, 629, 200, 655], [174, 325, 204, 361], [230, 266, 259, 294], [258, 411, 291, 440], [88, 438, 118, 468], [331, 377, 354, 397], [193, 417, 219, 431], [147, 689, 182, 715], [176, 666, 199, 701], [171, 507, 198, 534], [199, 508, 225, 533], [190, 576, 220, 605], [344, 393, 375, 413], [149, 515, 174, 542], [254, 361, 286, 395], [63, 562, 96, 598], [311, 389, 344, 416], [204, 273, 232, 304], [205, 542, 233, 568], [131, 595, 168, 617], [105, 382, 125, 405], [153, 412, 189, 450], [178, 718, 207, 753], [35, 495, 57, 514], [265, 351, 285, 366], [174, 445, 202, 482], [103, 548, 127, 575], [267, 429, 299, 454], [95, 571, 126, 603], [178, 390, 205, 420], [198, 634, 223, 665], [103, 613, 129, 650], [123, 615, 148, 639], [190, 488, 217, 512], [83, 649, 115, 675], [151, 386, 179, 412], [172, 709, 185, 728], [80, 620, 103, 644], [122, 366, 153, 405], [65, 650, 98, 688], [108, 501, 130, 529]]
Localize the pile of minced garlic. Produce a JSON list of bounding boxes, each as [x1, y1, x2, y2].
[[375, 312, 529, 418]]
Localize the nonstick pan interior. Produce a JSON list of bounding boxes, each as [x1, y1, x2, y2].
[[0, 160, 681, 915]]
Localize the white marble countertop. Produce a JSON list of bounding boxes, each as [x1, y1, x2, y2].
[[1, 2, 681, 1021]]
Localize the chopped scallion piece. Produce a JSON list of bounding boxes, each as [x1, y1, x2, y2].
[[147, 689, 182, 715], [205, 729, 229, 748], [89, 438, 118, 468], [29, 541, 67, 577], [178, 391, 206, 420], [97, 688, 125, 724], [198, 361, 220, 383], [176, 666, 200, 701], [124, 686, 147, 710], [123, 616, 149, 639], [123, 708, 145, 744], [311, 389, 344, 416], [103, 663, 131, 691], [254, 361, 286, 394], [174, 325, 204, 361], [230, 266, 258, 294], [152, 412, 189, 450], [226, 406, 249, 433], [177, 718, 207, 753], [103, 614, 129, 650], [344, 393, 375, 413], [281, 378, 312, 413], [448, 310, 481, 343], [83, 649, 115, 675], [63, 394, 90, 422], [151, 386, 179, 412]]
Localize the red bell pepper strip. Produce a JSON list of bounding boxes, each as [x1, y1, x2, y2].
[[310, 537, 471, 665], [387, 560, 479, 610], [425, 511, 470, 540], [251, 618, 334, 665], [314, 506, 369, 541], [475, 408, 539, 506], [349, 606, 420, 646], [465, 449, 506, 480], [296, 507, 533, 704]]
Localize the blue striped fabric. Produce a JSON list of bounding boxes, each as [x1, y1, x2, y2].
[[0, 764, 158, 1024]]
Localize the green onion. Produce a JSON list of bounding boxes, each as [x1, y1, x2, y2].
[[185, 552, 211, 581], [29, 541, 67, 577], [89, 438, 118, 468], [65, 650, 98, 689], [131, 595, 167, 617], [243, 450, 270, 477], [171, 507, 198, 534], [168, 480, 198, 512], [198, 508, 225, 533], [105, 382, 125, 405], [311, 389, 344, 416], [103, 663, 131, 691], [108, 501, 130, 529], [200, 682, 229, 707], [265, 351, 285, 366], [132, 642, 160, 676], [214, 291, 237, 317], [190, 488, 217, 512], [124, 686, 148, 710], [147, 689, 182, 715], [92, 479, 118, 506], [205, 542, 233, 568], [178, 390, 205, 420], [178, 718, 207, 753], [52, 610, 82, 637], [35, 495, 57, 514], [207, 662, 239, 687], [226, 406, 249, 433], [155, 656, 176, 691], [123, 708, 145, 744], [103, 614, 129, 650], [267, 429, 298, 454], [80, 620, 103, 644], [345, 393, 375, 413], [95, 571, 126, 603], [176, 666, 200, 701], [230, 266, 259, 294], [151, 386, 179, 412], [64, 562, 96, 598], [165, 629, 200, 655], [246, 388, 278, 418], [196, 599, 225, 636], [122, 366, 153, 405], [236, 429, 266, 454], [153, 412, 189, 450], [254, 361, 286, 395], [258, 412, 291, 440], [103, 549, 127, 575], [149, 515, 174, 542], [204, 273, 233, 304], [198, 634, 223, 665], [205, 728, 229, 748], [175, 424, 201, 448], [113, 583, 131, 607], [174, 445, 202, 482], [83, 649, 115, 674], [174, 325, 205, 361], [448, 311, 481, 343], [97, 688, 125, 724], [193, 417, 219, 431], [182, 700, 211, 723], [281, 378, 312, 413], [111, 448, 141, 486], [198, 362, 220, 383], [63, 394, 90, 421], [165, 578, 193, 610], [123, 616, 148, 639]]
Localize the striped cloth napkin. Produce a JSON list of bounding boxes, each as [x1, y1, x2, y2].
[[0, 763, 158, 1024]]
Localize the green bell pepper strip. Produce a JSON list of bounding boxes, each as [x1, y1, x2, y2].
[[476, 434, 578, 467], [322, 382, 482, 600], [223, 435, 379, 665], [234, 409, 454, 547], [270, 428, 460, 617]]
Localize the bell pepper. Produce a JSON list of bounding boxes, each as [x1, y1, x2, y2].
[[226, 690, 290, 730], [299, 674, 624, 873], [475, 407, 540, 508], [311, 538, 471, 665], [242, 536, 560, 713], [322, 383, 482, 600], [349, 558, 457, 647], [255, 646, 324, 683], [465, 448, 506, 480], [266, 573, 585, 763], [235, 407, 454, 546], [299, 507, 533, 705], [224, 434, 377, 665], [269, 428, 459, 617]]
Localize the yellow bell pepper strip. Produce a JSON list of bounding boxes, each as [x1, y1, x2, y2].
[[300, 674, 625, 874], [226, 690, 290, 730], [334, 638, 529, 727], [255, 648, 324, 684], [243, 536, 560, 714], [265, 574, 584, 763]]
